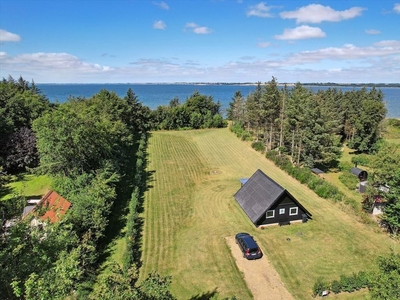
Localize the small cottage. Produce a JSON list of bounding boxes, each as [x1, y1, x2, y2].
[[22, 190, 71, 223], [234, 169, 312, 227]]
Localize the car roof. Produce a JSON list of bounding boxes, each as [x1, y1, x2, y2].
[[241, 235, 258, 249]]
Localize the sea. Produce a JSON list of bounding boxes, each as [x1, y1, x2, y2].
[[36, 84, 400, 119]]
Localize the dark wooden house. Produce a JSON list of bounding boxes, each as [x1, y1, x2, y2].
[[234, 169, 312, 227], [350, 167, 368, 181]]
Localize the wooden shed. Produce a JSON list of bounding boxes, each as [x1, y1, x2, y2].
[[234, 169, 312, 227], [350, 167, 368, 181]]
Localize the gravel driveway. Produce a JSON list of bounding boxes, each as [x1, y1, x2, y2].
[[226, 237, 295, 300]]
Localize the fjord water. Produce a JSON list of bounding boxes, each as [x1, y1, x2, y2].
[[37, 84, 400, 118]]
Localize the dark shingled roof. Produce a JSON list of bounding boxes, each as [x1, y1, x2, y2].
[[234, 169, 285, 224], [234, 169, 311, 225]]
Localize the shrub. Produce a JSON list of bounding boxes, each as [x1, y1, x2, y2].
[[251, 141, 265, 153], [313, 277, 329, 297], [338, 172, 359, 190], [331, 280, 341, 294], [351, 154, 371, 167], [338, 161, 353, 172]]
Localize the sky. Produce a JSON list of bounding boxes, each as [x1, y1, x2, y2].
[[0, 0, 399, 83]]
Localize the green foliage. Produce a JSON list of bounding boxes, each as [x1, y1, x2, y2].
[[346, 87, 386, 153], [313, 277, 329, 297], [139, 272, 175, 300], [351, 154, 371, 167], [338, 172, 359, 190], [338, 161, 353, 172], [370, 251, 400, 299], [0, 76, 52, 173], [387, 118, 400, 128], [266, 150, 343, 202], [33, 90, 135, 176], [151, 91, 226, 130], [313, 271, 371, 297], [251, 141, 265, 153]]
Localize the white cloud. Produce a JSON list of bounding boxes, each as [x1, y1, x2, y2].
[[280, 4, 365, 23], [394, 3, 400, 13], [153, 20, 166, 30], [0, 52, 113, 78], [246, 2, 274, 18], [1, 40, 399, 83], [373, 40, 400, 47], [0, 29, 21, 42], [365, 29, 381, 35], [274, 25, 326, 40], [153, 1, 169, 10], [257, 42, 270, 48], [288, 41, 400, 63], [185, 23, 212, 34]]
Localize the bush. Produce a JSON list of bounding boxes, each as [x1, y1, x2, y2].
[[331, 280, 341, 294], [338, 172, 359, 190], [313, 277, 329, 297], [351, 154, 371, 167], [338, 161, 353, 172], [251, 141, 265, 153]]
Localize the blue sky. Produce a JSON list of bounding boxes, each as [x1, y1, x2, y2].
[[0, 0, 399, 83]]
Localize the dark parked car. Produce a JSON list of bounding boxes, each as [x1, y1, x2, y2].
[[235, 232, 263, 260]]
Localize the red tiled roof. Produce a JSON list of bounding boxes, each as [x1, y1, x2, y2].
[[38, 190, 71, 223]]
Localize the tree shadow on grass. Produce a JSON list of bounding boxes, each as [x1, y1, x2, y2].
[[189, 288, 218, 300]]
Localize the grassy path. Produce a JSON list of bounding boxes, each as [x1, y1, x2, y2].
[[141, 128, 397, 299]]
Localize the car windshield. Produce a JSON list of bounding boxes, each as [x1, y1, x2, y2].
[[249, 247, 259, 253]]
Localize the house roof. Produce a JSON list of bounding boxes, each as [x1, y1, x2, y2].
[[234, 169, 311, 224], [37, 190, 71, 223]]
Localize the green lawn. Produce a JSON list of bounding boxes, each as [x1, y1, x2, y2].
[[140, 128, 397, 300], [1, 174, 52, 201]]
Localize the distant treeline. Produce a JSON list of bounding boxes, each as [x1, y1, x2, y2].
[[302, 82, 400, 88]]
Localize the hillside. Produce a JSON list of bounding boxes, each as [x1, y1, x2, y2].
[[140, 127, 396, 299]]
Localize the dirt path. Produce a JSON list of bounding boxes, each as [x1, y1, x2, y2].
[[226, 237, 295, 300]]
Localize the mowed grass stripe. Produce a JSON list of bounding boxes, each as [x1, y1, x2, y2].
[[141, 128, 396, 300], [141, 132, 208, 276]]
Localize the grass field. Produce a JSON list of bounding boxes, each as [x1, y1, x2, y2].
[[140, 128, 397, 300], [0, 174, 52, 201]]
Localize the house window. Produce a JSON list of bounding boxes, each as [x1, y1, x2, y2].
[[266, 210, 275, 218], [279, 208, 285, 215], [289, 207, 298, 216]]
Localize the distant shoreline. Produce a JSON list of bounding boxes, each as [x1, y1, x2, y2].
[[38, 82, 400, 88]]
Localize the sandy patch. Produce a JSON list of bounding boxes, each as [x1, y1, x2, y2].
[[226, 237, 294, 300]]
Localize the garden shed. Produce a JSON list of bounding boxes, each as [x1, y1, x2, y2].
[[311, 168, 325, 176], [234, 169, 312, 227], [350, 167, 368, 181]]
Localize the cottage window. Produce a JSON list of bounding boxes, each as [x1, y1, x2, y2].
[[289, 207, 298, 216], [279, 208, 285, 214], [266, 210, 275, 218]]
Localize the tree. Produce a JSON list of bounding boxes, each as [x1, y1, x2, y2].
[[245, 82, 263, 140], [227, 90, 245, 125], [347, 87, 386, 152], [285, 83, 312, 164], [370, 251, 400, 299], [260, 77, 281, 150], [3, 127, 38, 172], [33, 91, 133, 176]]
